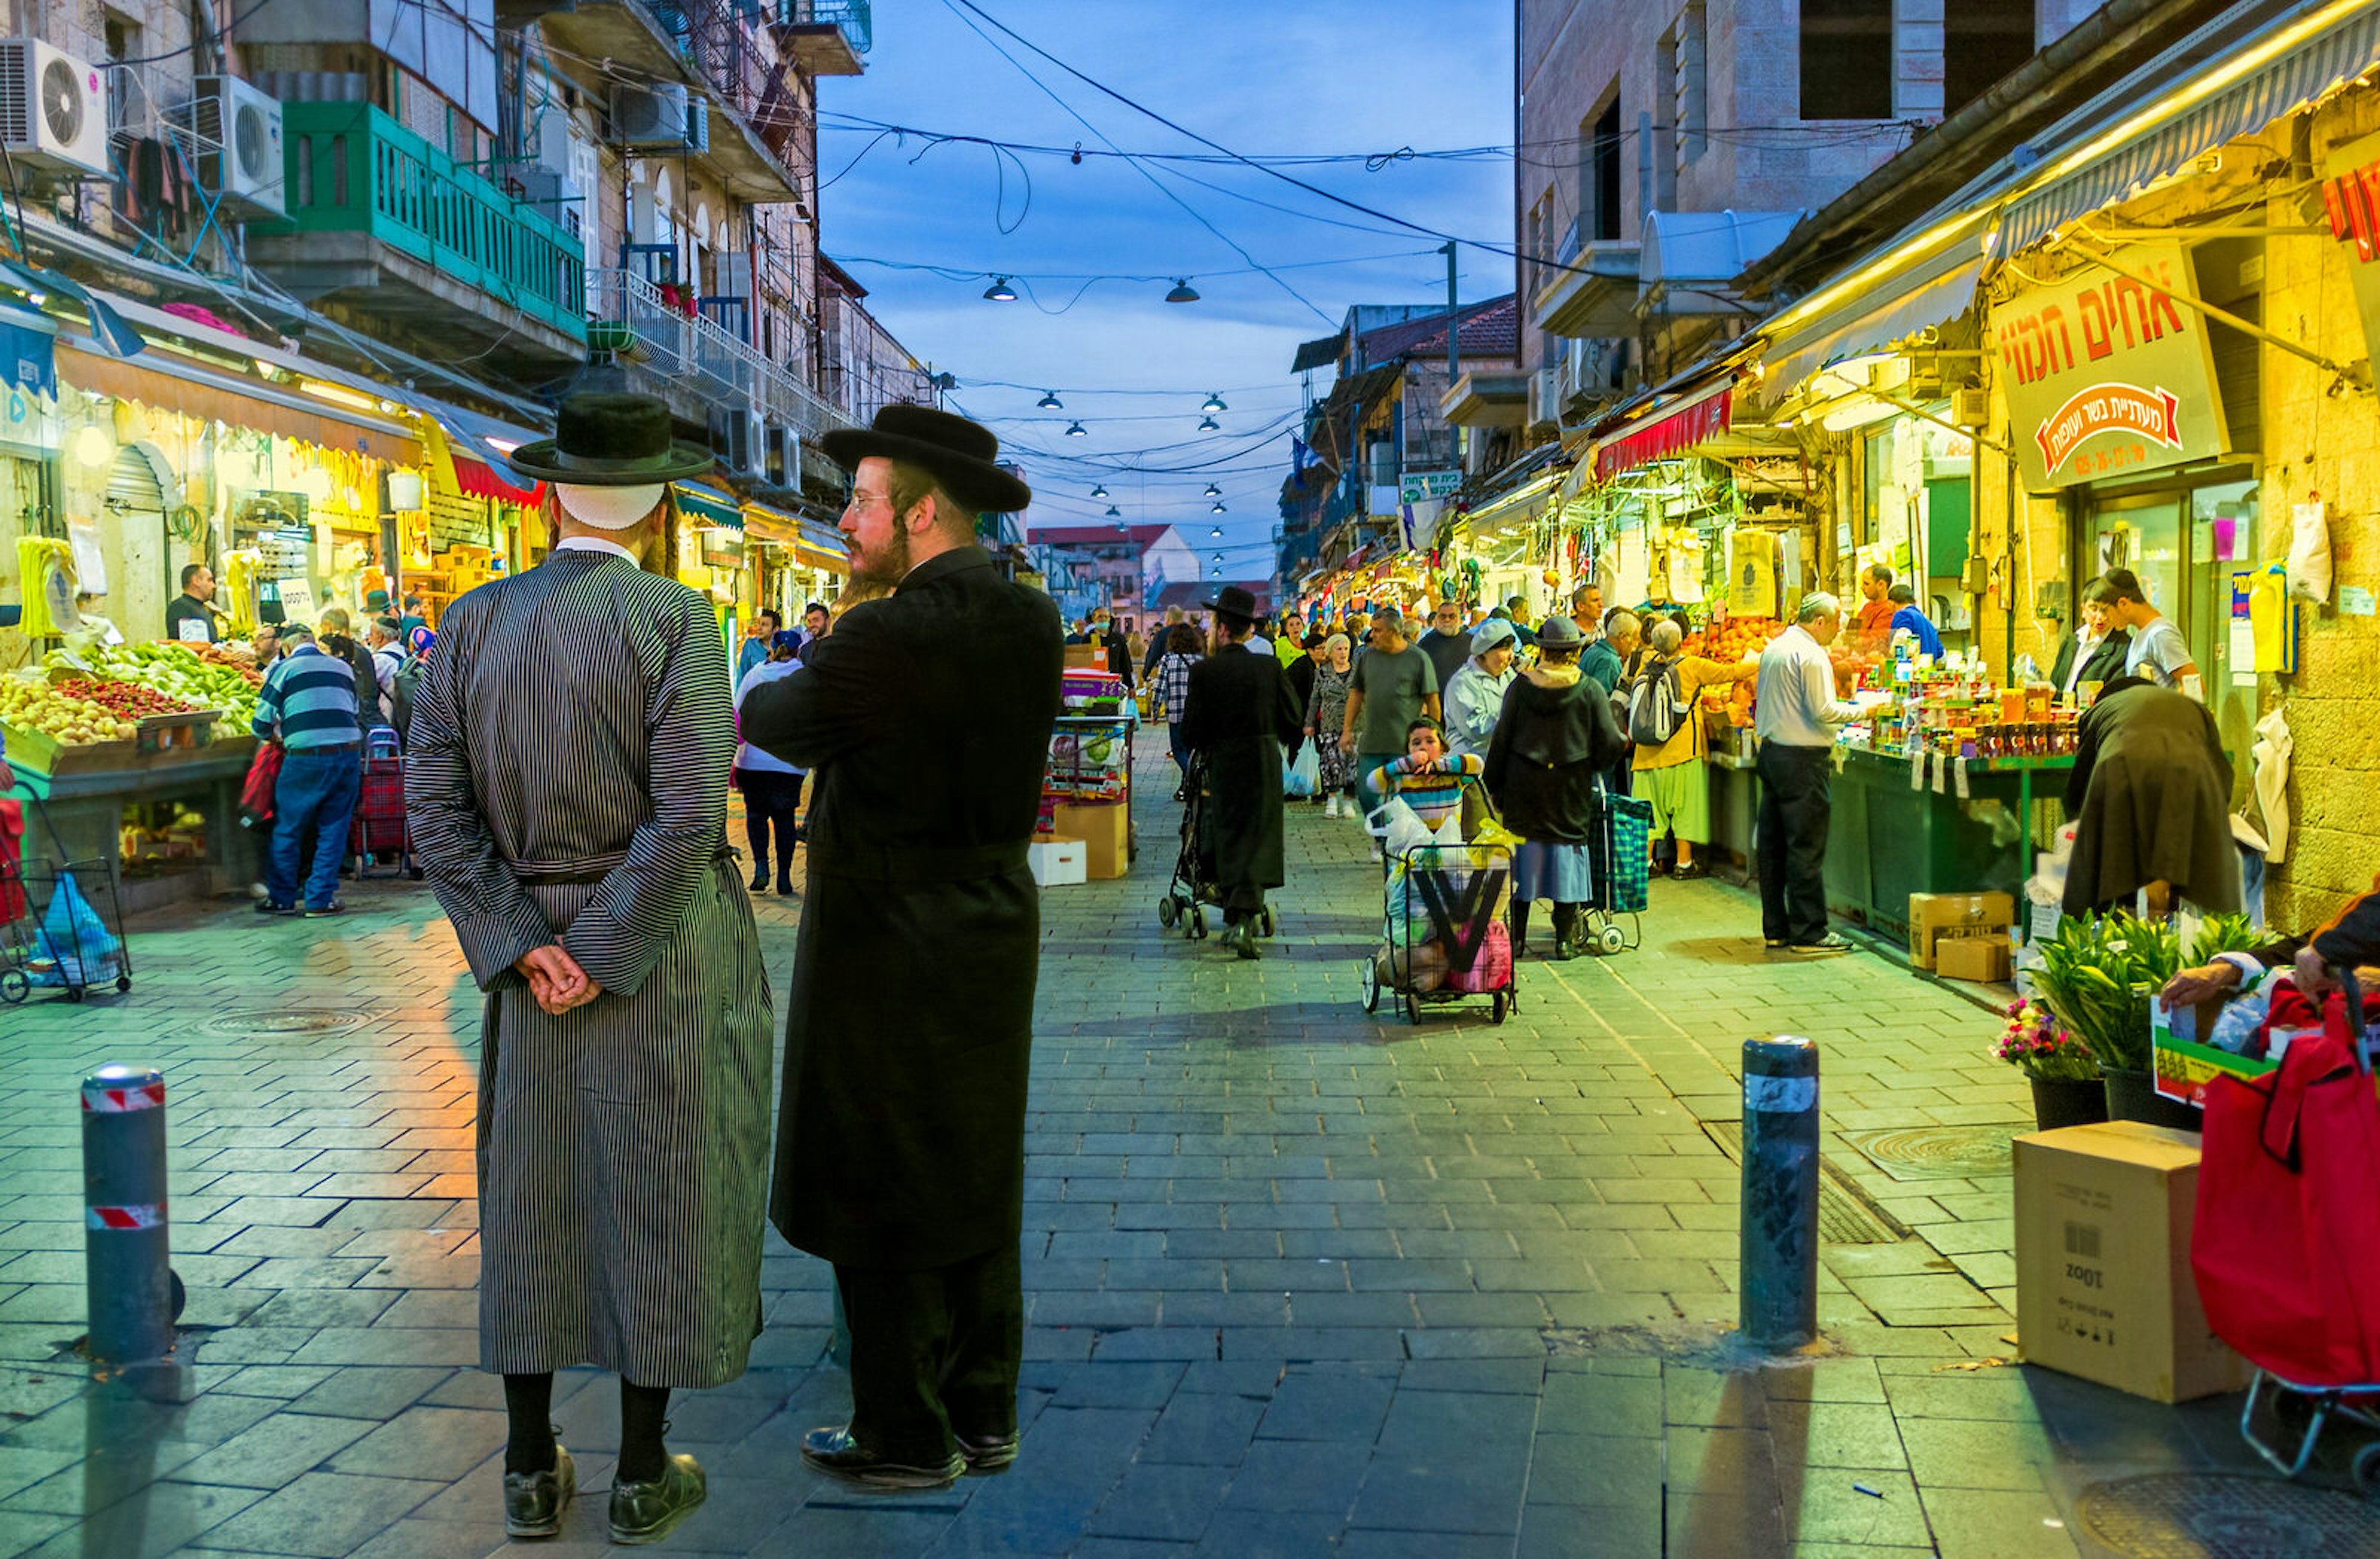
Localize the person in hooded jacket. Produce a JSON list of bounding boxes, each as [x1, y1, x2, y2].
[[1483, 614, 1627, 960]]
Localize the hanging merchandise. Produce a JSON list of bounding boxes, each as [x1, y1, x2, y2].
[[14, 536, 76, 637], [1729, 531, 1781, 618], [2287, 496, 2333, 604], [2247, 563, 2295, 674]]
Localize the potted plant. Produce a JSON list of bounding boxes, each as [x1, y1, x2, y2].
[[1996, 997, 2105, 1130], [2030, 912, 2197, 1129]]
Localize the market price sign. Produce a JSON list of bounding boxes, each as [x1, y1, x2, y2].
[[1996, 241, 2228, 492], [1399, 469, 1461, 503]]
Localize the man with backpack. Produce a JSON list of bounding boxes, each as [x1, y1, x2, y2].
[[1628, 617, 1756, 881]]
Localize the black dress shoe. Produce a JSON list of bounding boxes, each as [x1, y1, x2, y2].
[[800, 1426, 963, 1489], [749, 870, 769, 891], [609, 1452, 705, 1545], [503, 1443, 575, 1539], [957, 1431, 1019, 1474], [777, 875, 796, 896]]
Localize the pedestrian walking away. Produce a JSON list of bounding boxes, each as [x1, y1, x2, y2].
[[404, 392, 775, 1547], [735, 628, 809, 894], [1483, 614, 1626, 960], [249, 624, 363, 917], [1152, 624, 1204, 795], [1754, 593, 1861, 953], [739, 404, 1064, 1492], [1180, 585, 1306, 958]]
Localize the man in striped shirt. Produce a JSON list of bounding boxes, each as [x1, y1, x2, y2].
[[249, 624, 362, 916]]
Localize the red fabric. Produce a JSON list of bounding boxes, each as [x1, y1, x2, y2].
[[348, 756, 407, 854], [239, 741, 284, 828], [452, 457, 543, 506], [2193, 990, 2380, 1386], [1443, 920, 1512, 994], [1593, 386, 1732, 482], [0, 798, 24, 925]]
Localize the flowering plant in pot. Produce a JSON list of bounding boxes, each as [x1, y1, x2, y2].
[[1995, 997, 2105, 1130]]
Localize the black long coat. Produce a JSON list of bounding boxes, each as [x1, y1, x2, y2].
[[2062, 682, 2239, 917], [1482, 670, 1628, 845], [1180, 643, 1305, 894], [2050, 627, 2131, 694], [741, 546, 1063, 1270]]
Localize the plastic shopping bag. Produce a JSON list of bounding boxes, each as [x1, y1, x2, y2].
[[33, 870, 120, 986], [2288, 500, 2333, 604], [1284, 740, 1320, 798]]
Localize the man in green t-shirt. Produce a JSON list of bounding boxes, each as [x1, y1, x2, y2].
[[1338, 608, 1441, 854]]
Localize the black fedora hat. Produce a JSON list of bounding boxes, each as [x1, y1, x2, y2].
[[1204, 584, 1261, 623], [821, 404, 1033, 516], [503, 392, 715, 487]]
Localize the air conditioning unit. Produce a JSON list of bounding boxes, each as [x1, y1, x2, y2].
[[708, 405, 763, 475], [613, 82, 705, 151], [187, 75, 284, 221], [764, 425, 801, 488], [513, 169, 583, 238], [0, 40, 110, 179], [1530, 368, 1561, 425]]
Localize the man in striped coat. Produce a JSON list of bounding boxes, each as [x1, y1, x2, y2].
[[405, 394, 772, 1547]]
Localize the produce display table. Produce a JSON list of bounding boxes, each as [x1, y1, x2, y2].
[[7, 741, 260, 914], [1821, 743, 2071, 942]]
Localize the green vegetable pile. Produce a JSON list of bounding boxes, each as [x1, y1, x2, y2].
[[45, 642, 263, 727]]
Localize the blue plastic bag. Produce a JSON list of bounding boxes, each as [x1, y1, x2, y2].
[[32, 870, 120, 986], [1284, 740, 1320, 798]]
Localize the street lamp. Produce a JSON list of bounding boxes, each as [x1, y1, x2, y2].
[[1090, 483, 1109, 499], [983, 276, 1018, 302], [1197, 415, 1220, 433], [1211, 501, 1227, 514], [1201, 392, 1227, 413], [1065, 421, 1088, 438], [1036, 389, 1064, 409], [1204, 483, 1221, 498], [1165, 279, 1201, 303]]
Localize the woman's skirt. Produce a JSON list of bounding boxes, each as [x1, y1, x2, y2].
[[1512, 841, 1593, 904]]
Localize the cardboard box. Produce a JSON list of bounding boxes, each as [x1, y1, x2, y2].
[[1934, 934, 2012, 984], [1054, 801, 1129, 880], [1907, 891, 2015, 969], [1062, 644, 1105, 669], [1028, 834, 1086, 887], [2013, 1121, 2253, 1402]]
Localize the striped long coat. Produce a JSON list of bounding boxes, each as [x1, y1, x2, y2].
[[404, 544, 774, 1388]]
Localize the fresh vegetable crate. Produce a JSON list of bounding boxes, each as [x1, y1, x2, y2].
[[0, 720, 139, 779]]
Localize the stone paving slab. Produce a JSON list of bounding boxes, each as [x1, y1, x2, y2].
[[0, 746, 2364, 1556]]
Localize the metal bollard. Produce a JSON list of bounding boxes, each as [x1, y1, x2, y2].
[[1740, 1036, 1820, 1351], [82, 1064, 175, 1367]]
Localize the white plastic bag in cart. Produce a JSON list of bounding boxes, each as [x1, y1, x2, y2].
[[32, 870, 120, 986]]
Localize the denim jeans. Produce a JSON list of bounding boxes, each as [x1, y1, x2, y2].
[[267, 745, 362, 909]]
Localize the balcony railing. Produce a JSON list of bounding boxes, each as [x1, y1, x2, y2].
[[266, 102, 586, 340], [588, 267, 853, 442], [780, 0, 870, 53]]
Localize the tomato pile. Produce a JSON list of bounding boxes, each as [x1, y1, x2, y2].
[[50, 678, 206, 720]]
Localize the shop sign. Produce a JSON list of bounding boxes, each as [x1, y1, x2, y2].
[[1996, 242, 2226, 492], [2320, 130, 2380, 377], [700, 526, 744, 569], [1399, 469, 1461, 503]]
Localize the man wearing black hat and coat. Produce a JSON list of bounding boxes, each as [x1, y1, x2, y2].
[[738, 405, 1063, 1490], [1180, 586, 1306, 958]]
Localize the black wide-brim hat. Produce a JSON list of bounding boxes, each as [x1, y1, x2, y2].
[[821, 404, 1032, 516], [1204, 585, 1260, 622], [503, 392, 716, 487]]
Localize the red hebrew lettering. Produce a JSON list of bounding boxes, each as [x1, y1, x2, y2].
[[2078, 288, 2114, 361]]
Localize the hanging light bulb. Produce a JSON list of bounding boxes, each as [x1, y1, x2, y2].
[[1209, 525, 1223, 537], [1201, 392, 1227, 413], [1090, 483, 1109, 500], [1197, 415, 1220, 433], [982, 276, 1018, 302], [1036, 389, 1063, 409], [1204, 483, 1222, 498], [1165, 278, 1201, 303], [1211, 501, 1227, 514], [1065, 421, 1088, 438]]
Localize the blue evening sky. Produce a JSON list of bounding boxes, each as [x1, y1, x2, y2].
[[817, 1, 1514, 581]]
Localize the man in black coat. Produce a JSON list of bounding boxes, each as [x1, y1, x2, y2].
[[739, 406, 1062, 1491], [1180, 586, 1305, 958]]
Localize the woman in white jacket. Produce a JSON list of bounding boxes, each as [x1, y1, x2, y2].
[[1441, 618, 1519, 760]]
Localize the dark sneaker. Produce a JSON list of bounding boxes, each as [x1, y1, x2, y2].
[[749, 870, 769, 891], [1671, 862, 1707, 881], [609, 1452, 705, 1545], [957, 1431, 1019, 1475], [255, 899, 296, 916], [800, 1426, 963, 1490], [503, 1443, 575, 1539], [302, 900, 345, 917]]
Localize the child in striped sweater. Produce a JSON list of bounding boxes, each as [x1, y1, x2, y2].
[[1365, 719, 1483, 832]]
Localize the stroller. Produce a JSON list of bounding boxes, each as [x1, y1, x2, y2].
[[1155, 751, 1277, 942], [1359, 772, 1518, 1025], [2194, 966, 2380, 1493]]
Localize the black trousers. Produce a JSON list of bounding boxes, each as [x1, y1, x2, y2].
[[738, 768, 804, 878], [1756, 742, 1833, 945], [835, 1242, 1023, 1464]]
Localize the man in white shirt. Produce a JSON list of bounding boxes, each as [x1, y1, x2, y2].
[[2102, 567, 2200, 697], [366, 616, 405, 728], [1753, 593, 1861, 953]]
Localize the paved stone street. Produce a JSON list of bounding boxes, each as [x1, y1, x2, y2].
[[0, 749, 2356, 1558]]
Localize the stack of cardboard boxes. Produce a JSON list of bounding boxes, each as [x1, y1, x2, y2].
[[1909, 891, 2016, 984]]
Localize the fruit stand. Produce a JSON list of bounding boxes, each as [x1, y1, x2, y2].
[[3, 640, 269, 912]]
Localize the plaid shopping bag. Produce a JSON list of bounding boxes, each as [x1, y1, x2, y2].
[[1602, 792, 1654, 914]]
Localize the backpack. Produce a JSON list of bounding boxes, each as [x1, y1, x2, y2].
[[1628, 656, 1689, 746], [389, 650, 427, 742]]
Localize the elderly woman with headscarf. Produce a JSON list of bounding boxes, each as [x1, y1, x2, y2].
[[1442, 617, 1519, 761], [1303, 631, 1358, 817], [1629, 617, 1756, 881]]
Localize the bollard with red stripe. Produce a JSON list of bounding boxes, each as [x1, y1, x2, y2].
[[82, 1064, 175, 1367]]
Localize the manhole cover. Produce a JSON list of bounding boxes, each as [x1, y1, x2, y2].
[[1841, 1124, 2020, 1182], [201, 1012, 368, 1038], [2078, 1473, 2380, 1558]]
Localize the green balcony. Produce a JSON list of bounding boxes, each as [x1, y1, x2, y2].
[[247, 102, 588, 371]]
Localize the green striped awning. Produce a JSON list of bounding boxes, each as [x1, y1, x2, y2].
[[674, 481, 743, 528]]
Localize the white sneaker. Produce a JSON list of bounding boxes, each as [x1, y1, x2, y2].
[[1324, 795, 1340, 818], [1368, 844, 1383, 863]]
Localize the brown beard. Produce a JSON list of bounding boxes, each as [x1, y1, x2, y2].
[[849, 523, 913, 591]]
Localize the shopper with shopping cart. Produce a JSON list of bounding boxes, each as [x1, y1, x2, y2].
[[1482, 615, 1628, 960]]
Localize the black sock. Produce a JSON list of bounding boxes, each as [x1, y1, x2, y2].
[[503, 1372, 557, 1476], [777, 825, 796, 884], [1552, 903, 1579, 946], [1510, 903, 1531, 954], [618, 1380, 672, 1483]]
